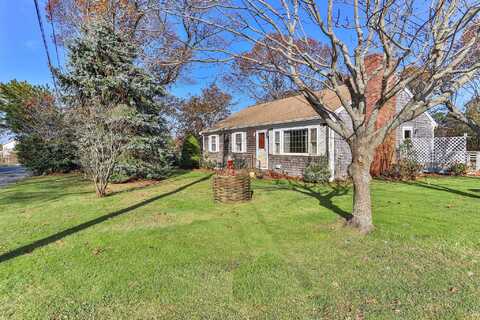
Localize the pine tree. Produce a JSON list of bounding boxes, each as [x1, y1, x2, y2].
[[57, 19, 173, 195]]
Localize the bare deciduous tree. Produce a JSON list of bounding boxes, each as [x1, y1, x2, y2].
[[72, 104, 132, 197], [47, 0, 224, 85], [169, 0, 480, 233], [175, 83, 232, 139], [224, 34, 330, 103], [446, 19, 480, 136]]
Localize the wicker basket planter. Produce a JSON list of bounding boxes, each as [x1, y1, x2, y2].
[[212, 174, 252, 203]]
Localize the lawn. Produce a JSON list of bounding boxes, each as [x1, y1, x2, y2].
[[0, 171, 479, 319]]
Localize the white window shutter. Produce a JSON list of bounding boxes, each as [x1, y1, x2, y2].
[[268, 130, 273, 154], [242, 132, 247, 153]]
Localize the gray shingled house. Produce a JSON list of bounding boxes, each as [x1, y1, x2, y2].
[[201, 86, 437, 180]]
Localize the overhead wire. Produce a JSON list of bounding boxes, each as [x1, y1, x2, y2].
[[33, 0, 58, 93]]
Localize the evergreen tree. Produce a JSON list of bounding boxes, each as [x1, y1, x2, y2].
[[57, 19, 173, 195], [180, 134, 201, 169]]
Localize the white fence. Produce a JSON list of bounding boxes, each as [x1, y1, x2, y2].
[[403, 136, 468, 172], [468, 151, 480, 171]]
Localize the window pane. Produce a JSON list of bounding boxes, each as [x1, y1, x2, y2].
[[284, 129, 307, 153], [404, 129, 412, 139], [235, 133, 242, 152], [211, 136, 217, 152], [274, 131, 280, 154], [258, 132, 265, 149]]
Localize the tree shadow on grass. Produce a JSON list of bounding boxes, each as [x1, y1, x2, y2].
[[256, 180, 352, 220], [404, 180, 480, 199], [0, 191, 93, 207], [286, 181, 353, 220], [108, 170, 191, 196], [0, 174, 212, 264]]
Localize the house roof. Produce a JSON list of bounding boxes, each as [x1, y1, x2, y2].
[[205, 86, 351, 132]]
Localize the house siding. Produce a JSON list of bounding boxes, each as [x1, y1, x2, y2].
[[203, 119, 329, 176], [228, 128, 256, 168], [333, 109, 353, 180], [202, 91, 435, 179], [268, 155, 323, 176], [203, 134, 224, 165], [395, 90, 435, 146]]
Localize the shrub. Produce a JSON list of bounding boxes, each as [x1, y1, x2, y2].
[[200, 158, 217, 169], [303, 156, 331, 183], [180, 134, 201, 169], [233, 158, 248, 169], [449, 162, 467, 176], [384, 139, 422, 180], [398, 159, 423, 180], [16, 135, 78, 176]]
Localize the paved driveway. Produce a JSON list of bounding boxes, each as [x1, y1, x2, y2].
[[0, 166, 28, 187]]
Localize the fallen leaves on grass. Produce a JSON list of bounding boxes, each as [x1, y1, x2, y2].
[[449, 286, 459, 293]]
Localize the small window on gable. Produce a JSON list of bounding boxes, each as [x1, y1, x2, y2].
[[403, 127, 413, 140]]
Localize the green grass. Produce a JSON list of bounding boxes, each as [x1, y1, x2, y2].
[[0, 171, 479, 319]]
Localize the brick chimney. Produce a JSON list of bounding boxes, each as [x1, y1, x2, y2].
[[364, 54, 397, 176]]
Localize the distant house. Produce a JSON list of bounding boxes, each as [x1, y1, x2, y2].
[[201, 86, 436, 180], [2, 140, 16, 155], [1, 140, 18, 164]]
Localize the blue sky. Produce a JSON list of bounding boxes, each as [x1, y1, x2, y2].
[[0, 0, 252, 144]]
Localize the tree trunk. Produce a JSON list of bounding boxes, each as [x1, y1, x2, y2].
[[94, 178, 108, 197], [348, 146, 374, 234]]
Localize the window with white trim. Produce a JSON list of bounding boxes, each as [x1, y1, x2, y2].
[[208, 135, 219, 152], [283, 129, 308, 154], [403, 127, 413, 140], [232, 132, 246, 153], [274, 131, 281, 154]]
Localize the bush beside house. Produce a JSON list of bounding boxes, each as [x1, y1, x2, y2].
[[180, 134, 201, 169]]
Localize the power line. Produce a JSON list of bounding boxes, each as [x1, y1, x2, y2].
[[33, 0, 58, 92], [47, 1, 62, 70]]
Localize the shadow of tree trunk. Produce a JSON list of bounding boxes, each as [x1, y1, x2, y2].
[[0, 174, 212, 264]]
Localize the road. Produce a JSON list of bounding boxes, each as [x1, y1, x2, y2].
[[0, 166, 28, 187]]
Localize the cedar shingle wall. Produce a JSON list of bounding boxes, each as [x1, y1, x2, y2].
[[395, 90, 435, 146], [203, 133, 224, 165], [333, 109, 353, 180], [268, 155, 324, 177], [227, 128, 256, 168]]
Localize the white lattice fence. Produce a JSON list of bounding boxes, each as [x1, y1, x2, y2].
[[402, 136, 467, 172], [433, 136, 467, 171]]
